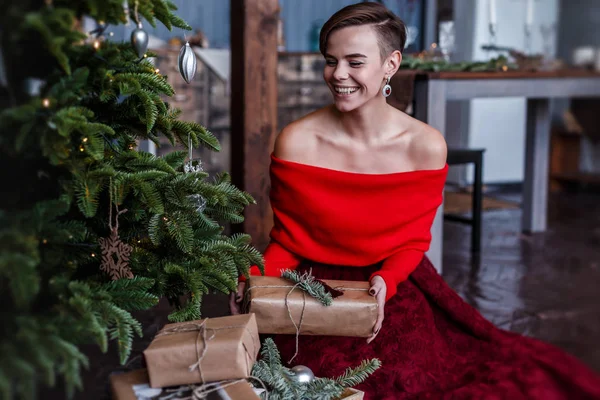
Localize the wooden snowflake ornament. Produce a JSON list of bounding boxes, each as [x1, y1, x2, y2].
[[99, 202, 134, 280], [99, 229, 133, 280]]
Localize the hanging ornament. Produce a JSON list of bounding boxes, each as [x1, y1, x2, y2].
[[184, 157, 203, 174], [290, 365, 315, 383], [131, 21, 149, 58], [99, 184, 134, 280], [188, 193, 207, 213], [184, 134, 204, 174], [178, 42, 197, 84], [184, 135, 207, 213]]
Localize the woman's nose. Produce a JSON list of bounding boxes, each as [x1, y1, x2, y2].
[[333, 65, 348, 81]]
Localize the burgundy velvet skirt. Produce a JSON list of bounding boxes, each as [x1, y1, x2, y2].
[[271, 257, 600, 400]]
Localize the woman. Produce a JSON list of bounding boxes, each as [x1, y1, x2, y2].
[[230, 3, 600, 399]]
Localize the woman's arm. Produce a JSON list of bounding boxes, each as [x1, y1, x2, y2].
[[369, 249, 423, 301], [369, 123, 448, 301]]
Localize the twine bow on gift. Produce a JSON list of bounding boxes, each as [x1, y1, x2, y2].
[[155, 318, 264, 397], [244, 281, 309, 364], [152, 377, 269, 400], [245, 271, 372, 364], [191, 377, 269, 400]]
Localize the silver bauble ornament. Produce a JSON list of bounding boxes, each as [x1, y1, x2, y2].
[[188, 194, 207, 213], [178, 42, 197, 84], [290, 365, 315, 383], [184, 158, 203, 174], [130, 22, 149, 58]]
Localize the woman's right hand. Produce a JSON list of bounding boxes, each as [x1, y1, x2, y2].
[[229, 281, 246, 315]]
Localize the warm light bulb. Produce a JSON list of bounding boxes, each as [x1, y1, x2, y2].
[[42, 98, 50, 108], [82, 137, 88, 143], [93, 40, 101, 50], [42, 239, 48, 244], [155, 68, 160, 73], [91, 253, 96, 257], [431, 43, 437, 49], [143, 54, 148, 58], [79, 145, 85, 152]]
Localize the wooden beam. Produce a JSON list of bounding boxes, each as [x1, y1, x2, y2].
[[230, 0, 279, 252]]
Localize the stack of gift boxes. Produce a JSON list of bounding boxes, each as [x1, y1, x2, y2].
[[110, 276, 377, 400]]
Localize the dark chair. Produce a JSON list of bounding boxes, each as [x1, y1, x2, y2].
[[444, 149, 485, 253]]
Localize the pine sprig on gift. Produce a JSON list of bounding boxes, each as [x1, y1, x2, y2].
[[281, 269, 333, 306], [334, 359, 382, 388], [251, 338, 381, 400]]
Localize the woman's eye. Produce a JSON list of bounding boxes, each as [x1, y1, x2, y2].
[[349, 62, 363, 67], [326, 60, 337, 66]]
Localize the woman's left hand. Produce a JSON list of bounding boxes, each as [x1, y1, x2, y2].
[[367, 275, 386, 344]]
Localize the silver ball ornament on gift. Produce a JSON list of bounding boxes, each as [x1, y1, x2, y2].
[[290, 365, 315, 383], [130, 22, 149, 58], [178, 42, 197, 84]]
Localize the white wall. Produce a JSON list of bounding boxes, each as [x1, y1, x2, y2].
[[465, 0, 559, 184]]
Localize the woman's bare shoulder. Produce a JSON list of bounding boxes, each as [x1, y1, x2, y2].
[[273, 106, 335, 162], [393, 110, 447, 170]]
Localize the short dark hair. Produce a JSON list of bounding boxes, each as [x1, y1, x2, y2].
[[319, 2, 407, 61]]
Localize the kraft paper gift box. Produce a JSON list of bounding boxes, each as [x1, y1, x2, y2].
[[338, 388, 365, 400], [143, 313, 260, 388], [244, 276, 378, 337], [109, 369, 261, 400]]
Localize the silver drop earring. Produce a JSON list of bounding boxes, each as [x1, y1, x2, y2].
[[382, 76, 392, 97]]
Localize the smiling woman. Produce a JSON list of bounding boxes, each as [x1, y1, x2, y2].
[[231, 2, 600, 399], [322, 24, 399, 113], [320, 7, 404, 113]]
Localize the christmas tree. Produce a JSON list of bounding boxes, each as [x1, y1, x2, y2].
[[0, 1, 263, 398]]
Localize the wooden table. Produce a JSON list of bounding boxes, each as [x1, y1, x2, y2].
[[410, 69, 600, 273]]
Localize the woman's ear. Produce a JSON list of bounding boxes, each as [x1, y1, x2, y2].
[[386, 50, 402, 77]]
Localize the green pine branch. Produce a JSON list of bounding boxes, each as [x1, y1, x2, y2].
[[401, 55, 515, 72], [102, 277, 159, 311], [167, 295, 201, 323], [281, 270, 333, 306], [252, 338, 381, 400], [334, 359, 382, 388]]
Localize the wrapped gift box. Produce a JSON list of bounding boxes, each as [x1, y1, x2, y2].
[[143, 313, 260, 388], [109, 369, 261, 400], [338, 388, 365, 400], [244, 276, 377, 337]]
